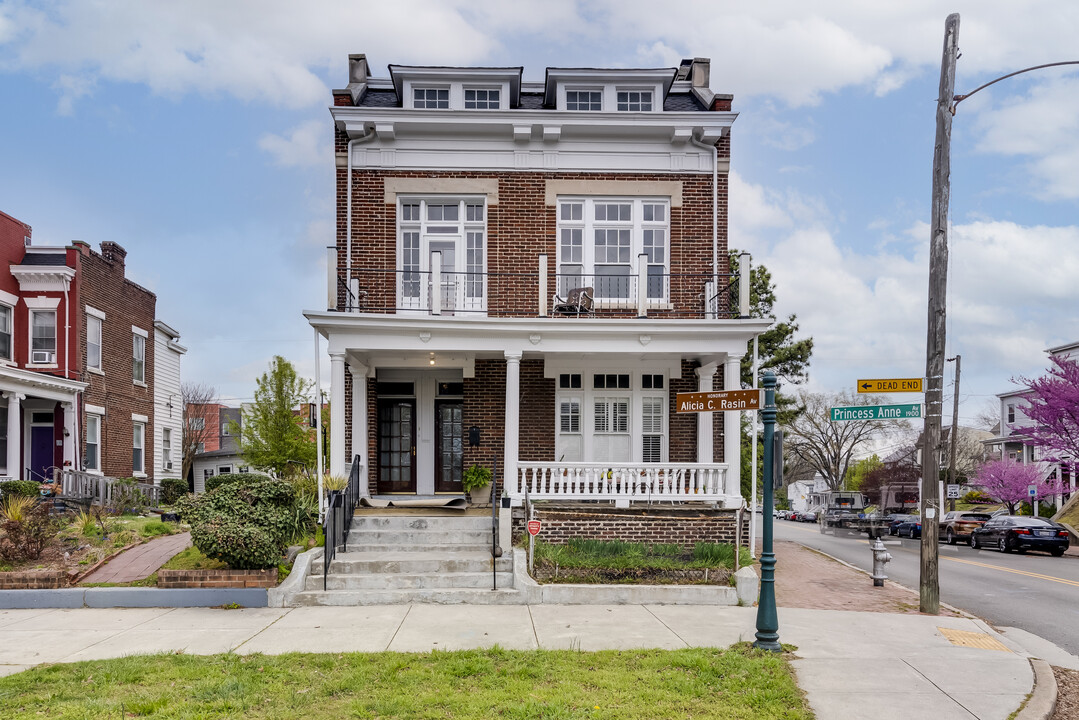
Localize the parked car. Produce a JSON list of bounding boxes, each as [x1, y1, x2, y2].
[[887, 514, 917, 536], [970, 516, 1070, 556], [800, 511, 817, 523], [939, 511, 992, 545], [786, 511, 800, 521], [896, 518, 922, 539]]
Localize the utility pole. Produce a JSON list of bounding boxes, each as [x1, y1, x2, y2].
[[921, 13, 960, 616], [947, 355, 961, 512]]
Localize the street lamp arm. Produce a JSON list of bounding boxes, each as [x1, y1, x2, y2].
[[953, 61, 1079, 111]]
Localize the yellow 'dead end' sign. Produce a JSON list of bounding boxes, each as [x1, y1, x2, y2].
[[856, 378, 924, 393]]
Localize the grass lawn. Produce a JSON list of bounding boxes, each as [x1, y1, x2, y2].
[[0, 645, 811, 719], [534, 539, 754, 571]]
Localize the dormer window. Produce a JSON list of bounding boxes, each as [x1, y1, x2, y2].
[[617, 90, 653, 111], [566, 89, 602, 111], [464, 88, 500, 109], [413, 87, 449, 109]]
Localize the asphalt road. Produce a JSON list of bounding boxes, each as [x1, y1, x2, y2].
[[768, 516, 1079, 656]]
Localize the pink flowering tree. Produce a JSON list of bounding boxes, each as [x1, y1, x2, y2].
[[973, 460, 1061, 514], [1017, 355, 1079, 464]]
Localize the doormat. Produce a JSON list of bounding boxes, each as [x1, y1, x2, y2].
[[359, 497, 468, 510]]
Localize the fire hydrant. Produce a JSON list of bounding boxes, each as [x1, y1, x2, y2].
[[870, 533, 892, 587]]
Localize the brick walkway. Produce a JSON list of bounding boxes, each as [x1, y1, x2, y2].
[[80, 532, 192, 584], [770, 540, 962, 616]]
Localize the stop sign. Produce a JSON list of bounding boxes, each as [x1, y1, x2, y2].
[[527, 519, 541, 536]]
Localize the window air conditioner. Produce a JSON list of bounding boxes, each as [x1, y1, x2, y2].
[[165, 461, 173, 470], [32, 350, 53, 364]]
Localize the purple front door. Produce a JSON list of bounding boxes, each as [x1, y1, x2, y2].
[[30, 425, 53, 481]]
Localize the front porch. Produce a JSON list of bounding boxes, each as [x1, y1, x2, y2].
[[308, 312, 771, 511]]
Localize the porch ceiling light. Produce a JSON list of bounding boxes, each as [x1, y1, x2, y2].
[[429, 353, 435, 366]]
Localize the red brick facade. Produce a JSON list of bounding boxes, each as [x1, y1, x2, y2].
[[511, 505, 751, 549], [76, 242, 156, 479]]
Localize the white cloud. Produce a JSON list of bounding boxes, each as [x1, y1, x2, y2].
[[258, 120, 330, 168]]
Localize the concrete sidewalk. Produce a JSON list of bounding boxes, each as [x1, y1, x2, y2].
[[0, 603, 1066, 719]]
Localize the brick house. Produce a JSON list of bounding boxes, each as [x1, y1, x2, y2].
[[305, 56, 768, 538], [0, 210, 180, 485]]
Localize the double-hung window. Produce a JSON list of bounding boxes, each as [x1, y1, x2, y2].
[[30, 310, 56, 364], [87, 315, 102, 372], [133, 332, 146, 384], [398, 197, 487, 313], [0, 304, 11, 361], [557, 198, 670, 302], [85, 414, 101, 472], [162, 428, 172, 471], [133, 421, 145, 475]]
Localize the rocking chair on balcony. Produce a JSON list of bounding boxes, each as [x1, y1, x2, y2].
[[552, 286, 594, 316]]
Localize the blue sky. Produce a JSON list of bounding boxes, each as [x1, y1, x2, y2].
[[2, 1, 1078, 435]]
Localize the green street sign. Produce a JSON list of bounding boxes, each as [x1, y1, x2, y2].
[[830, 404, 922, 422]]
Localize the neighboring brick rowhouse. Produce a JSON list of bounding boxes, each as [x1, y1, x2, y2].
[[76, 241, 156, 479], [333, 170, 729, 316], [511, 505, 751, 549]]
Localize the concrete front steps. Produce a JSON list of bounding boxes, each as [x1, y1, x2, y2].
[[296, 514, 520, 606]]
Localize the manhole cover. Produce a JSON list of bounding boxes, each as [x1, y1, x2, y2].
[[938, 627, 1011, 652]]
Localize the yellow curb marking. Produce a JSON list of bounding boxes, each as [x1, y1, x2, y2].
[[938, 627, 1012, 652]]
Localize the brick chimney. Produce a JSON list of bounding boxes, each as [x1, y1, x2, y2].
[[100, 241, 127, 273]]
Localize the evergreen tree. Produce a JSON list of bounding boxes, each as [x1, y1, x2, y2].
[[236, 356, 316, 477]]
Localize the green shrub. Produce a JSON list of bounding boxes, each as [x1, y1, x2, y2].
[[205, 473, 259, 493], [184, 478, 296, 569], [108, 478, 150, 514], [139, 520, 171, 538], [0, 502, 59, 561], [0, 479, 42, 499], [160, 478, 188, 505], [962, 489, 992, 504]]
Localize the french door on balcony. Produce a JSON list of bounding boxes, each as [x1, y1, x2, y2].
[[399, 234, 486, 314]]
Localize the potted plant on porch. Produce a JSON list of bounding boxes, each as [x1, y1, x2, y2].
[[463, 464, 493, 505]]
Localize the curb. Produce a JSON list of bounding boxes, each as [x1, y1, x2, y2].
[[1016, 658, 1058, 720]]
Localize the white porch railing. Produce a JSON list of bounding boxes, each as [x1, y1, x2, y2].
[[512, 462, 734, 507]]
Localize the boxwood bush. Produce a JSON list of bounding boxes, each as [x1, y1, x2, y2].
[[183, 477, 296, 569], [0, 479, 42, 499]]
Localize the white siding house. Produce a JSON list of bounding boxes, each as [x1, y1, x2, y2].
[[153, 321, 185, 484]]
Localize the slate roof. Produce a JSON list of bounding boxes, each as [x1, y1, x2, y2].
[[354, 88, 709, 112], [20, 253, 67, 266], [664, 93, 707, 111], [358, 88, 400, 108]]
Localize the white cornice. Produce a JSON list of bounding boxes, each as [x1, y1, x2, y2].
[[10, 265, 75, 293]]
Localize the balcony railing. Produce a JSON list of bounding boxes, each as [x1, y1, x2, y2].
[[511, 461, 733, 507], [334, 253, 749, 320]]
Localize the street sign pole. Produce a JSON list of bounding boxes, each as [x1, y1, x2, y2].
[[754, 370, 781, 652]]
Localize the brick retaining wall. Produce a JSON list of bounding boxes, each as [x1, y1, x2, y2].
[[0, 570, 67, 589], [512, 504, 751, 549], [156, 568, 277, 589]]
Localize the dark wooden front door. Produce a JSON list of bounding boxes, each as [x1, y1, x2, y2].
[[377, 399, 416, 493], [435, 400, 463, 492]]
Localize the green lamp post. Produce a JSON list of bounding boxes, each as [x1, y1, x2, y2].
[[754, 370, 781, 652]]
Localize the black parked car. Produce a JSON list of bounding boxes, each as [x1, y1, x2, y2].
[[970, 516, 1070, 556]]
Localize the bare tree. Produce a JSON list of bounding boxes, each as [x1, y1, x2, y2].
[[181, 382, 217, 482], [972, 399, 1000, 434], [783, 390, 909, 492]]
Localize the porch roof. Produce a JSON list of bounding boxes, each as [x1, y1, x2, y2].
[[0, 365, 86, 402]]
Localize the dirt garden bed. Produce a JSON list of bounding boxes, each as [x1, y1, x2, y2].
[[530, 538, 751, 585]]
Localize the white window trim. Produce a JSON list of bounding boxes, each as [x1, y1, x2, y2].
[[24, 296, 61, 310], [27, 307, 57, 368], [564, 86, 604, 111], [556, 196, 670, 305], [131, 325, 149, 338], [85, 412, 103, 475], [554, 369, 668, 463], [86, 305, 106, 320], [162, 427, 173, 471], [463, 85, 502, 110], [615, 86, 658, 112], [133, 332, 146, 385], [411, 84, 451, 109], [132, 413, 149, 423], [87, 314, 103, 373], [0, 288, 18, 307], [133, 420, 146, 477], [0, 301, 12, 364]]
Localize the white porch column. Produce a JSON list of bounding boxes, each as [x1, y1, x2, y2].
[[62, 401, 76, 470], [5, 393, 22, 480], [329, 352, 347, 477], [504, 351, 522, 491], [349, 363, 368, 495], [724, 355, 743, 499], [695, 363, 717, 464]]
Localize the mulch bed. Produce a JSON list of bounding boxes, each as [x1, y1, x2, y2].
[[1051, 666, 1079, 720], [533, 565, 733, 584]]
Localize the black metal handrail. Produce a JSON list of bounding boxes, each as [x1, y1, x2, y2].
[[490, 458, 500, 590], [323, 455, 363, 591]]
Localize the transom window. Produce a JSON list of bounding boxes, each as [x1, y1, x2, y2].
[[566, 90, 602, 111], [558, 197, 670, 301], [617, 90, 653, 111], [464, 88, 500, 109], [413, 87, 449, 109], [398, 197, 487, 313]]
